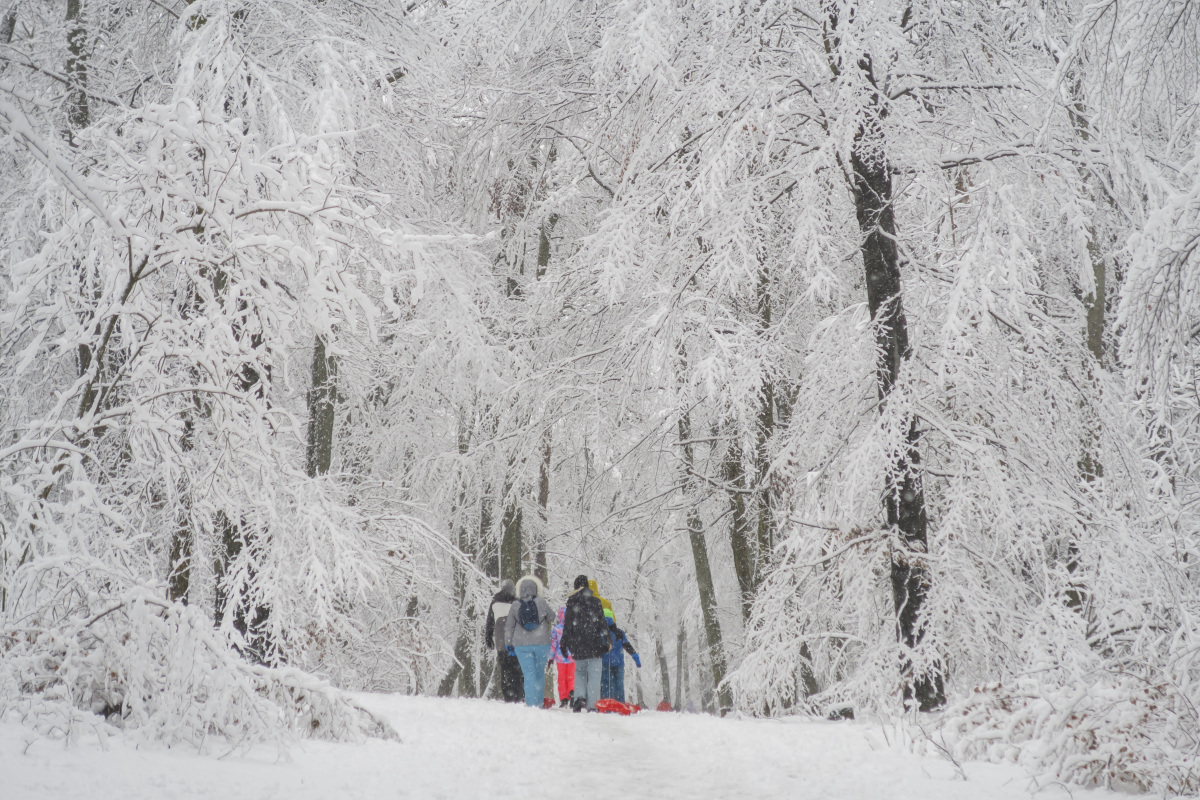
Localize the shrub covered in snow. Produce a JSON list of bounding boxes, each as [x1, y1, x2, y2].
[[933, 673, 1200, 794], [0, 584, 393, 749]]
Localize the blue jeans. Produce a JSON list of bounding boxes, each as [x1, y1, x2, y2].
[[601, 662, 625, 702], [513, 645, 551, 707], [574, 657, 603, 710]]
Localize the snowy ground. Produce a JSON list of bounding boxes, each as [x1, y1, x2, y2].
[[3, 694, 1123, 799]]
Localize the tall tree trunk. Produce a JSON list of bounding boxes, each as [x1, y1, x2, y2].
[[167, 520, 191, 603], [535, 432, 551, 585], [168, 410, 197, 603], [64, 0, 88, 141], [168, 273, 226, 605], [213, 512, 270, 663], [215, 308, 273, 661], [1067, 85, 1106, 615], [656, 637, 673, 707], [675, 623, 686, 710], [725, 433, 755, 623], [439, 416, 478, 697], [305, 335, 337, 478], [165, 271, 217, 609], [754, 266, 780, 569], [678, 409, 733, 713], [850, 52, 944, 712], [213, 511, 236, 626], [1084, 247, 1105, 366], [438, 543, 478, 698], [1068, 235, 1105, 613], [750, 278, 818, 698], [500, 481, 522, 582], [533, 207, 557, 585], [479, 480, 508, 699], [481, 481, 497, 580], [755, 391, 777, 563], [536, 214, 558, 279]]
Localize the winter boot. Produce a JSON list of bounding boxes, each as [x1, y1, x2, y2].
[[572, 697, 585, 713]]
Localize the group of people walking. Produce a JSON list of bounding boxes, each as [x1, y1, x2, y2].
[[484, 573, 640, 712]]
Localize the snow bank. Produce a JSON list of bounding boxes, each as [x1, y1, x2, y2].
[[4, 693, 1125, 799]]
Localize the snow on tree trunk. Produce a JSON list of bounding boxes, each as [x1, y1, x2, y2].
[[679, 408, 733, 714], [847, 44, 944, 712], [305, 335, 337, 479]]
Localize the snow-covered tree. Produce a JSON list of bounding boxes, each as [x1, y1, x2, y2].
[[0, 0, 489, 742], [3, 0, 1200, 788]]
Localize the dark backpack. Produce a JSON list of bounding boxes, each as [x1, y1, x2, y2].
[[517, 598, 540, 630]]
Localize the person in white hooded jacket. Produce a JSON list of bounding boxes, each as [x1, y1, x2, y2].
[[504, 575, 552, 707]]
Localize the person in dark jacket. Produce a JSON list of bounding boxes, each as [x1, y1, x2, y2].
[[484, 579, 524, 703], [559, 574, 611, 712]]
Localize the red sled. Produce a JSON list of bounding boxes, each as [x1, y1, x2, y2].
[[594, 699, 639, 715]]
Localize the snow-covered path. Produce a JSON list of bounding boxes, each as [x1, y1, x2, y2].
[[4, 695, 1120, 799]]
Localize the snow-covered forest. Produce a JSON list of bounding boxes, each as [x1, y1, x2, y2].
[[2, 0, 1200, 793]]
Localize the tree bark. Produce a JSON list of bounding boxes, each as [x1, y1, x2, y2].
[[675, 624, 686, 710], [500, 481, 522, 582], [479, 476, 505, 699], [678, 409, 733, 713], [305, 335, 337, 478], [213, 280, 273, 661], [535, 432, 551, 585], [437, 542, 478, 698], [725, 433, 755, 623], [1067, 86, 1106, 615], [167, 411, 196, 603], [850, 52, 944, 712], [1068, 235, 1105, 613], [754, 266, 780, 568], [536, 214, 558, 280], [167, 519, 191, 603], [439, 416, 478, 697], [1084, 246, 1106, 366], [213, 511, 271, 664], [755, 386, 777, 566], [64, 0, 88, 141], [533, 206, 557, 584], [656, 637, 673, 707], [481, 481, 497, 579]]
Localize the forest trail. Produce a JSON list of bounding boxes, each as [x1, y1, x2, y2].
[[3, 694, 1123, 799]]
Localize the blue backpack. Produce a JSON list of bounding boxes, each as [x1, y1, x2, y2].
[[517, 598, 540, 630]]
